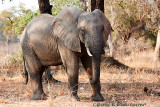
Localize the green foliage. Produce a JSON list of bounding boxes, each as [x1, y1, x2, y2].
[[146, 29, 157, 47], [0, 3, 38, 37], [10, 49, 23, 64], [0, 1, 81, 36], [13, 10, 39, 35], [11, 0, 81, 35], [0, 10, 15, 35], [51, 0, 81, 16]]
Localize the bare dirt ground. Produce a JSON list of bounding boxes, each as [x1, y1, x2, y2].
[[0, 71, 160, 107], [0, 42, 160, 107]]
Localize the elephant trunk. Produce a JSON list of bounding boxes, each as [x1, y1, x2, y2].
[[84, 34, 103, 84], [90, 53, 101, 84], [90, 35, 103, 84]]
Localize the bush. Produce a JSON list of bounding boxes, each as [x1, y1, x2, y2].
[[105, 0, 159, 47], [51, 0, 82, 16], [10, 49, 23, 65]]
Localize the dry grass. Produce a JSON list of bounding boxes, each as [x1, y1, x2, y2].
[[116, 49, 160, 70], [0, 40, 160, 107]]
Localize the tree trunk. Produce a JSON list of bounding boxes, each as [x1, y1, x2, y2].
[[91, 0, 104, 12], [38, 0, 52, 15], [154, 0, 160, 61], [154, 26, 160, 61], [157, 0, 160, 10]]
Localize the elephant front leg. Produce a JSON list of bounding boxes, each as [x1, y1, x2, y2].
[[65, 58, 80, 101], [81, 56, 104, 101], [68, 72, 80, 101], [58, 45, 80, 101], [90, 79, 104, 101]]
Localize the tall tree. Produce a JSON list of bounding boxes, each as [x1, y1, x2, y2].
[[154, 0, 160, 61], [91, 0, 104, 12], [38, 0, 52, 15], [80, 0, 88, 11]]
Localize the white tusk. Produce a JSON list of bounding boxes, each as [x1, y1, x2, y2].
[[86, 48, 92, 56], [104, 47, 110, 56]]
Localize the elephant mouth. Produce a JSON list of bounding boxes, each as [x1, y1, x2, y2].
[[85, 42, 113, 57], [84, 33, 113, 57], [84, 36, 93, 56]]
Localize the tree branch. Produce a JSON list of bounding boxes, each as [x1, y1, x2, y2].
[[7, 17, 13, 24], [113, 22, 146, 46]]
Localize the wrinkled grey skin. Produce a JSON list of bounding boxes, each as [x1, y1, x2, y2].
[[20, 7, 112, 101], [21, 15, 59, 84]]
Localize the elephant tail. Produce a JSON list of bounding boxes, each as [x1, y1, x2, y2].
[[22, 56, 28, 84]]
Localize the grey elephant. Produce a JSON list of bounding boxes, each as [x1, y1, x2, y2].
[[20, 7, 112, 101]]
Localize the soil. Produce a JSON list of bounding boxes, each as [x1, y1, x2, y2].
[[0, 73, 160, 107]]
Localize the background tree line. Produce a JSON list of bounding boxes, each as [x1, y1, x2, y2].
[[0, 0, 158, 44]]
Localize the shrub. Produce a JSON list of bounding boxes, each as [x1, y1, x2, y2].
[[105, 0, 159, 47], [10, 49, 23, 65]]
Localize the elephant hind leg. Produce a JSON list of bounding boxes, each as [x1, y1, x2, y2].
[[24, 53, 47, 100], [44, 67, 61, 84], [30, 72, 47, 100]]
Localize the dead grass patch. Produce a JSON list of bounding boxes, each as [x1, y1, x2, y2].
[[0, 41, 160, 106]]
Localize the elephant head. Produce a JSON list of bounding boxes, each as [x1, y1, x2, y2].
[[52, 7, 112, 84]]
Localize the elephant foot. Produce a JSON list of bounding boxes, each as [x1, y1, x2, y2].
[[91, 93, 104, 101], [45, 77, 61, 84], [73, 95, 80, 101], [45, 75, 61, 84], [30, 92, 47, 100]]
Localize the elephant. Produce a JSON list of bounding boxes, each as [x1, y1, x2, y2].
[[20, 7, 112, 101], [21, 15, 60, 84]]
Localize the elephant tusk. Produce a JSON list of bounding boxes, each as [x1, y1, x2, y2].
[[104, 47, 113, 57], [106, 34, 113, 57], [86, 48, 93, 56], [104, 47, 110, 56], [85, 37, 92, 56]]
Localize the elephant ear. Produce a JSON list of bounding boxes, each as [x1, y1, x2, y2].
[[93, 9, 112, 42], [52, 7, 83, 52]]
